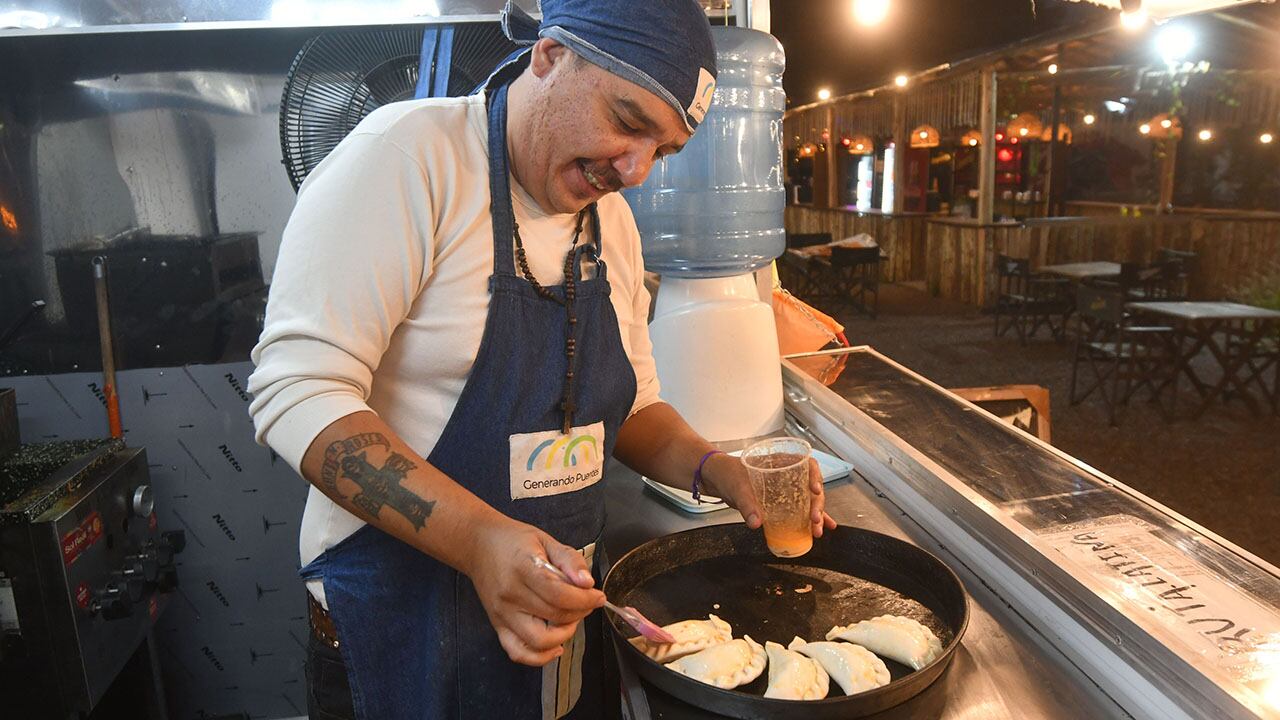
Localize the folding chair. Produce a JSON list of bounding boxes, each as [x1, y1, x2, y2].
[[1227, 323, 1280, 415], [993, 255, 1072, 344], [1120, 259, 1186, 301], [826, 246, 881, 318], [1158, 248, 1197, 299], [1069, 284, 1178, 426]]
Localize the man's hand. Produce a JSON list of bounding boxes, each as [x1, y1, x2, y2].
[[702, 453, 837, 537], [464, 518, 605, 667]]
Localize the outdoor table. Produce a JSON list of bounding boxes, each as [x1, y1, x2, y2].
[[1039, 261, 1122, 281], [784, 240, 890, 297], [1126, 301, 1280, 418]]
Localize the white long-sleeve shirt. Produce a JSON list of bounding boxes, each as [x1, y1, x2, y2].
[[247, 93, 661, 584]]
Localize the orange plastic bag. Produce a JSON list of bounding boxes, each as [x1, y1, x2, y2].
[[772, 288, 845, 356]]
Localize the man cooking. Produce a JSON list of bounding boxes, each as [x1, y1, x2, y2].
[[247, 1, 836, 718]]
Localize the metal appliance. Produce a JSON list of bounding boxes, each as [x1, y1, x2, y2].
[[0, 396, 185, 718]]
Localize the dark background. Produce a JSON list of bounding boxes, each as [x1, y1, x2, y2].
[[773, 0, 1107, 104]]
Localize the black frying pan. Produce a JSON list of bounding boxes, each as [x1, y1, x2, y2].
[[603, 523, 969, 719]]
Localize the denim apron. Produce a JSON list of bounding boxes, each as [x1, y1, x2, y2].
[[299, 75, 637, 719]]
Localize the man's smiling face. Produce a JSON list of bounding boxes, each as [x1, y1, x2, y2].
[[512, 40, 692, 215]]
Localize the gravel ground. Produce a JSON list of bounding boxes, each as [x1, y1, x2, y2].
[[810, 282, 1280, 566]]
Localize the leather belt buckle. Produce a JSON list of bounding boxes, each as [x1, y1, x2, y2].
[[308, 593, 341, 649]]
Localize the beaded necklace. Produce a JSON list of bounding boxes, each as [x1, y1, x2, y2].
[[511, 206, 594, 434]]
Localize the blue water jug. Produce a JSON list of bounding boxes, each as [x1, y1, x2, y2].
[[623, 27, 785, 278]]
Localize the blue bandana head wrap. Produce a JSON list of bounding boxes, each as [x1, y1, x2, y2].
[[493, 0, 718, 133]]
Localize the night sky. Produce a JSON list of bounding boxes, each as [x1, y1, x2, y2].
[[770, 0, 1111, 105]]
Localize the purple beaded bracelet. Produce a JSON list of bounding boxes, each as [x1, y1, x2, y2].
[[692, 450, 725, 504]]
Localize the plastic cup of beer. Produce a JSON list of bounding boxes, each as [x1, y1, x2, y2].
[[740, 437, 813, 558]]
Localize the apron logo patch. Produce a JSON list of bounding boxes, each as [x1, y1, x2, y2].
[[509, 422, 606, 500]]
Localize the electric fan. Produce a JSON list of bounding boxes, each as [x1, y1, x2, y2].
[[279, 22, 519, 191]]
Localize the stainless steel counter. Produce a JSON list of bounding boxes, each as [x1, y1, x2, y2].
[[601, 457, 1127, 719]]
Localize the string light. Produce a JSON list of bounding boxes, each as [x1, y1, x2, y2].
[[1139, 123, 1151, 135], [1083, 114, 1096, 125], [1261, 133, 1274, 144], [818, 88, 832, 101], [1048, 63, 1058, 75], [894, 74, 908, 88], [1156, 24, 1195, 65], [1160, 118, 1173, 129], [1120, 9, 1148, 31], [852, 0, 890, 27], [1197, 129, 1213, 141]]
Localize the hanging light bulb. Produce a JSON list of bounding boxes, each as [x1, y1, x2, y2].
[[894, 74, 908, 88], [1048, 63, 1059, 75], [1143, 114, 1181, 139], [1139, 123, 1151, 135], [852, 0, 891, 27], [1120, 9, 1148, 31], [1262, 132, 1275, 144], [1197, 129, 1213, 141], [1007, 112, 1043, 140], [909, 124, 939, 148], [847, 134, 873, 154], [1083, 114, 1096, 125], [818, 88, 832, 101], [1156, 24, 1196, 65]]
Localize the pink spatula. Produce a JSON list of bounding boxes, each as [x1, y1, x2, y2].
[[531, 555, 676, 644]]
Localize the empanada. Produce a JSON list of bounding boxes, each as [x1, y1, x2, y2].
[[763, 640, 829, 700], [629, 613, 733, 663], [788, 636, 890, 695], [825, 615, 942, 670], [664, 635, 766, 689]]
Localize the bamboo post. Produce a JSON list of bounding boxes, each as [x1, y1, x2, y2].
[[976, 70, 998, 307], [1045, 84, 1062, 216], [892, 94, 906, 214], [826, 104, 840, 208], [978, 70, 997, 225], [1158, 139, 1178, 213]]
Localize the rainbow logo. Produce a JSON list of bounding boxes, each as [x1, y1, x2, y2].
[[526, 434, 598, 471]]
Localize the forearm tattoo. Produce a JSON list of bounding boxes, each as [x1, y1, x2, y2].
[[321, 433, 436, 531]]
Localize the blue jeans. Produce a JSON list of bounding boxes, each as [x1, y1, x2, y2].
[[305, 630, 355, 720]]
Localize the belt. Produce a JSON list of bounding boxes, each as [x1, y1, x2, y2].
[[308, 593, 341, 649]]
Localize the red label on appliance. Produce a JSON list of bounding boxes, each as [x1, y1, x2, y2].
[[75, 582, 91, 609], [61, 511, 105, 566]]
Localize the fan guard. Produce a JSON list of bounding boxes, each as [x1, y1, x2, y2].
[[279, 23, 518, 191]]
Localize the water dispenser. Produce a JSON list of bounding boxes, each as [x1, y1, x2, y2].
[[624, 27, 786, 442]]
